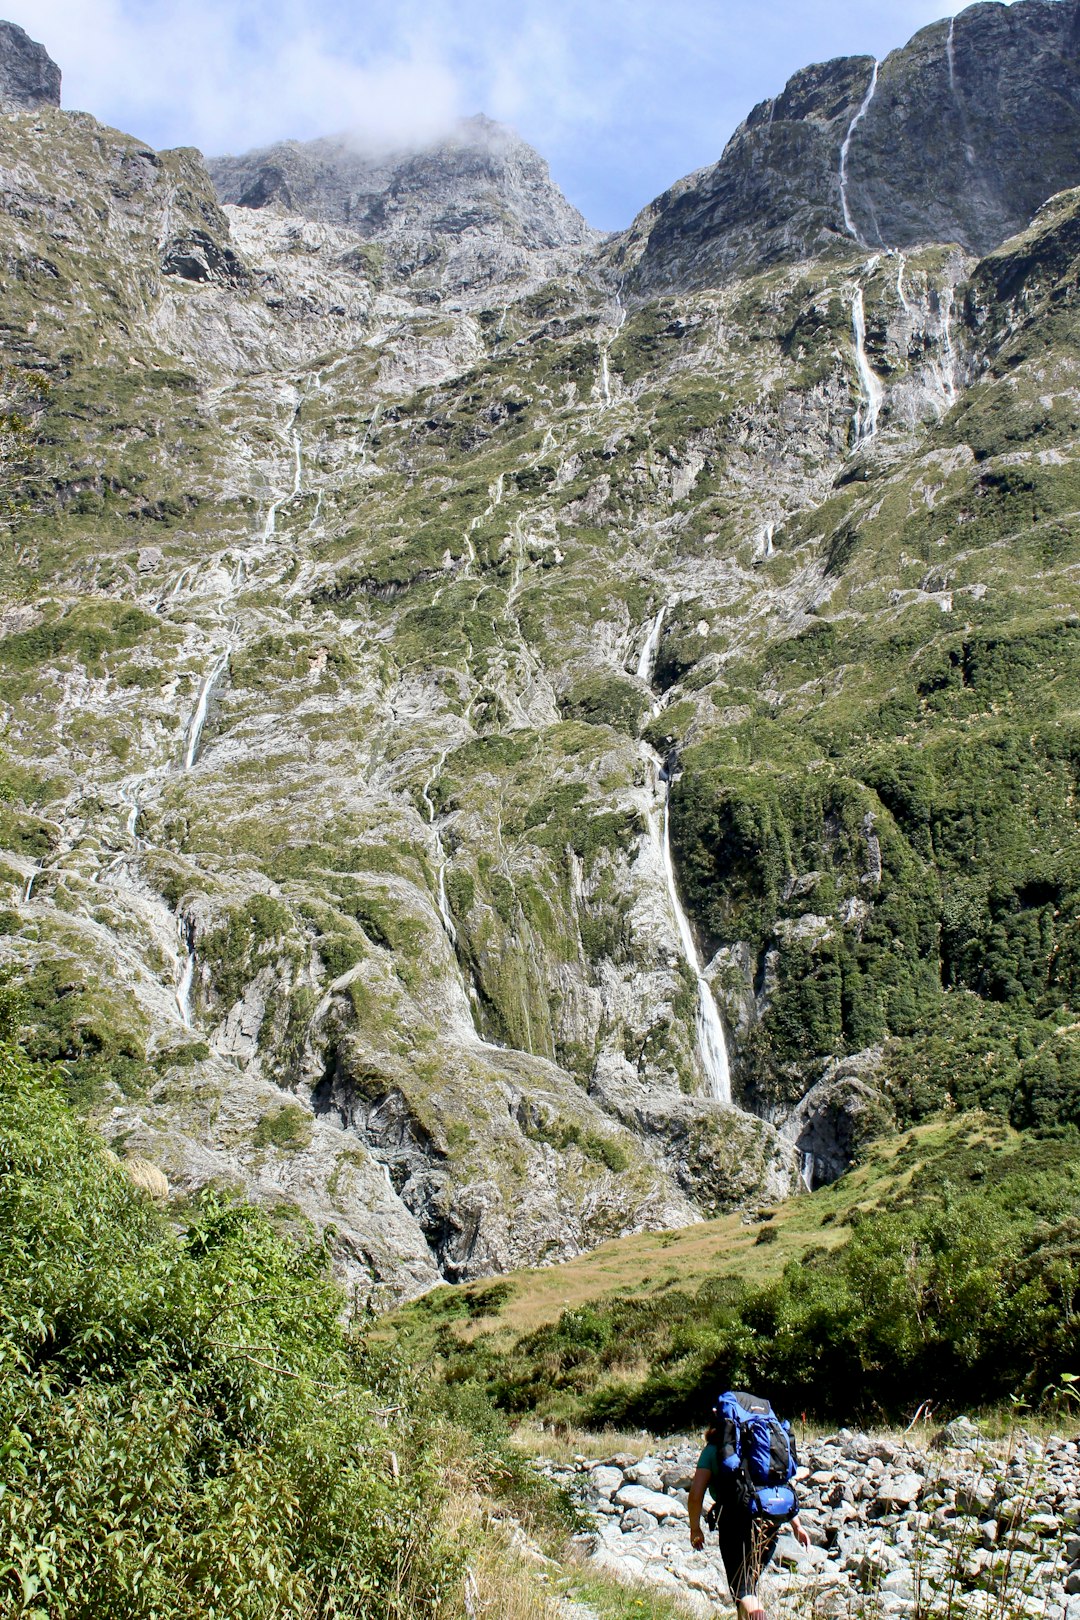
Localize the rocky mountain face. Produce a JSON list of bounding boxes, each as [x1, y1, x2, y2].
[[1, 7, 1078, 1302], [208, 117, 600, 299], [615, 0, 1080, 290], [0, 20, 59, 109]]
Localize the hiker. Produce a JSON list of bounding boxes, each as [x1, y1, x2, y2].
[[688, 1389, 810, 1619]]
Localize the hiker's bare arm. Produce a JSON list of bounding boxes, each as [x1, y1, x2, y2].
[[791, 1515, 811, 1550], [688, 1467, 710, 1550]]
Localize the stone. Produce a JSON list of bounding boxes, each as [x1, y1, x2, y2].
[[614, 1484, 688, 1521], [875, 1475, 924, 1510], [589, 1466, 625, 1500], [622, 1507, 659, 1532], [775, 1533, 805, 1567], [1065, 1573, 1080, 1596]]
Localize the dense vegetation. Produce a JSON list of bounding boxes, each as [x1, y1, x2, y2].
[[412, 1123, 1080, 1433], [0, 1023, 576, 1619]]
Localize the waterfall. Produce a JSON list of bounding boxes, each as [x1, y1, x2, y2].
[[895, 253, 912, 316], [636, 605, 667, 683], [851, 288, 884, 443], [801, 1151, 815, 1192], [291, 428, 302, 497], [839, 60, 879, 243], [119, 779, 142, 842], [656, 794, 732, 1105], [175, 917, 196, 1028], [599, 288, 626, 407], [182, 649, 230, 771], [22, 862, 40, 903], [939, 286, 958, 404], [946, 17, 977, 166], [753, 523, 775, 564]]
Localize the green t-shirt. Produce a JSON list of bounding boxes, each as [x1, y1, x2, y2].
[[697, 1442, 721, 1498]]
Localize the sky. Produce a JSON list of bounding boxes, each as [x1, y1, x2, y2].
[[11, 0, 1014, 231]]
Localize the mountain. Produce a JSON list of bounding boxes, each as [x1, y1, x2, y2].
[[0, 19, 59, 109], [614, 0, 1080, 290], [207, 118, 600, 298], [0, 7, 1077, 1304]]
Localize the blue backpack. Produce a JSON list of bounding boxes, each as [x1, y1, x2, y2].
[[713, 1390, 799, 1524]]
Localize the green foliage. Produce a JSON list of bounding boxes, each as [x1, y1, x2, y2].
[[252, 1103, 314, 1152], [430, 1126, 1080, 1430], [18, 958, 148, 1107], [559, 674, 648, 736], [199, 895, 297, 1009], [0, 1043, 468, 1619], [0, 602, 159, 673]]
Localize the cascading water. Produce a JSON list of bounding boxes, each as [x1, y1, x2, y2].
[[22, 862, 40, 903], [175, 916, 196, 1028], [656, 795, 732, 1104], [599, 288, 626, 407], [182, 649, 230, 771], [895, 253, 912, 316], [291, 428, 302, 496], [851, 287, 884, 443], [636, 605, 667, 683], [839, 60, 879, 242], [946, 17, 977, 167]]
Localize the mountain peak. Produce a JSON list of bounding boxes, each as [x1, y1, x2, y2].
[[612, 0, 1080, 292], [0, 20, 61, 111]]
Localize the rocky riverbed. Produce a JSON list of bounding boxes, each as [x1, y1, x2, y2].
[[540, 1422, 1080, 1618]]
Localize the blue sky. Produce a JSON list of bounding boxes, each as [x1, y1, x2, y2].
[[15, 0, 1012, 230]]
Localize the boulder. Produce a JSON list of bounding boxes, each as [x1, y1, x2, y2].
[[589, 1466, 626, 1500], [614, 1484, 688, 1520]]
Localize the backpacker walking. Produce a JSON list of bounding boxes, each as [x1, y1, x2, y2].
[[688, 1388, 810, 1619]]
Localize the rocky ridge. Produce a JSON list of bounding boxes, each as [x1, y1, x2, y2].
[[208, 116, 600, 300], [614, 0, 1080, 290], [0, 19, 59, 110], [543, 1426, 1080, 1619]]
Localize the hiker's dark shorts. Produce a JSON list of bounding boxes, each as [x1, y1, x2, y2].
[[715, 1506, 778, 1600]]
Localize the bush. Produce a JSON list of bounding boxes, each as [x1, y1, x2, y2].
[[0, 1043, 466, 1618]]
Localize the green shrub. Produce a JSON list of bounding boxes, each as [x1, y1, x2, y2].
[[0, 1043, 468, 1618]]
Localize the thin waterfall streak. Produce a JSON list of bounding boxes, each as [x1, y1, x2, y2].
[[839, 60, 879, 242], [940, 286, 958, 403], [896, 253, 912, 315], [175, 918, 195, 1028], [636, 605, 667, 683], [851, 288, 884, 443], [183, 649, 229, 771], [292, 429, 302, 496], [22, 862, 39, 903], [946, 17, 958, 94], [657, 797, 732, 1105]]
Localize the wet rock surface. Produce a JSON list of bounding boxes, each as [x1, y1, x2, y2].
[[543, 1429, 1080, 1618]]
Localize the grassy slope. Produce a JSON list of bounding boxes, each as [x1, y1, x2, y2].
[[384, 1114, 1013, 1349]]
